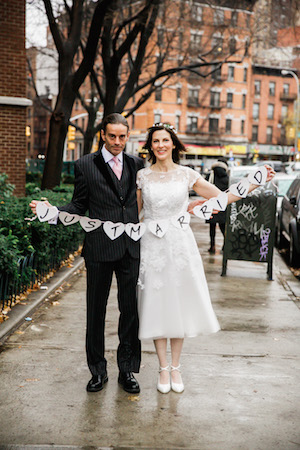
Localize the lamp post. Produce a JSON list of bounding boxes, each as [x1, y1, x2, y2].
[[281, 69, 300, 159]]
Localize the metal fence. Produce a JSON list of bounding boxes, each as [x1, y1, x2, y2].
[[0, 246, 79, 311]]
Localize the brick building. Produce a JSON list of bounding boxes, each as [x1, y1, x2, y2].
[[0, 0, 31, 196]]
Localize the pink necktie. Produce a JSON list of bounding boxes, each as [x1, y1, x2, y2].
[[112, 156, 122, 180]]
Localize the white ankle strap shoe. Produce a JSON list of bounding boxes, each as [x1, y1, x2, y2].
[[170, 364, 184, 393], [157, 365, 171, 394]]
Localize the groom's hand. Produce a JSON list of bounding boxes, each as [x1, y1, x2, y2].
[[29, 200, 52, 215]]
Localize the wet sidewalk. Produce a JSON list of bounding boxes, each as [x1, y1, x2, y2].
[[0, 219, 299, 449]]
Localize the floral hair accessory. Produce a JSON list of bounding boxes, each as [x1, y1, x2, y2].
[[150, 122, 177, 134]]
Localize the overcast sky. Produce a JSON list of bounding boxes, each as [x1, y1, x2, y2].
[[26, 1, 48, 48]]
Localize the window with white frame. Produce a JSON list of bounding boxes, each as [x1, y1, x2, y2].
[[267, 103, 274, 119], [252, 125, 258, 141], [188, 87, 199, 106], [228, 66, 234, 81], [214, 8, 224, 25], [225, 119, 232, 133], [211, 34, 223, 54], [254, 80, 261, 96], [210, 91, 220, 107], [154, 113, 161, 123], [241, 120, 245, 134], [209, 118, 219, 133], [227, 92, 233, 108], [266, 126, 273, 143], [242, 93, 246, 109], [190, 31, 202, 50], [253, 103, 260, 120], [269, 82, 276, 96], [283, 83, 290, 94], [281, 105, 288, 118], [187, 116, 198, 132], [191, 4, 202, 21]]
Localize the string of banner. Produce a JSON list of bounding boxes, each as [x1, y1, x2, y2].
[[26, 166, 268, 241]]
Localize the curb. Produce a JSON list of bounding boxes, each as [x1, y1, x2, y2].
[[0, 256, 85, 344]]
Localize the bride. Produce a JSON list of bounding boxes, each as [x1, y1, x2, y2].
[[136, 123, 275, 394]]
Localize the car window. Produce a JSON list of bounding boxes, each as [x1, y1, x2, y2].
[[276, 179, 295, 196], [286, 179, 300, 199]]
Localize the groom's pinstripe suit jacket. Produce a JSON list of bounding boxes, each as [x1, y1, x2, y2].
[[59, 149, 143, 262]]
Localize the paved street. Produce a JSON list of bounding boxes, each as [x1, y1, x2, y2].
[[0, 219, 299, 450]]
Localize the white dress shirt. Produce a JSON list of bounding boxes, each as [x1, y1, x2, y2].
[[101, 145, 123, 170]]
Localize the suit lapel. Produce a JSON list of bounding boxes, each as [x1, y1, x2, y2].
[[93, 149, 120, 199], [124, 153, 136, 204]]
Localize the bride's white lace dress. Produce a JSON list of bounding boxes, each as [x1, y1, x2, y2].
[[137, 165, 220, 340]]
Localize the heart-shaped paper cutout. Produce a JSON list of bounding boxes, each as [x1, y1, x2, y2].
[[79, 216, 102, 232], [247, 166, 267, 186], [229, 178, 250, 198], [125, 223, 146, 241], [193, 200, 213, 220], [148, 220, 169, 238], [103, 221, 125, 240], [171, 212, 190, 230], [36, 202, 59, 222], [210, 192, 228, 211], [59, 211, 80, 226]]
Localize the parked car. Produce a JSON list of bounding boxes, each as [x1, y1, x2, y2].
[[229, 165, 257, 184], [272, 173, 298, 212], [255, 160, 284, 172], [284, 161, 300, 174], [277, 175, 300, 267]]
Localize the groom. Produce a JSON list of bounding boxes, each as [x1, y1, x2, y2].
[[31, 113, 143, 393]]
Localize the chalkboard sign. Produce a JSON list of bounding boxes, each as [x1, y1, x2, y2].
[[222, 184, 277, 280]]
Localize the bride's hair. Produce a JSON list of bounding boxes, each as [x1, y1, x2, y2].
[[143, 123, 186, 164]]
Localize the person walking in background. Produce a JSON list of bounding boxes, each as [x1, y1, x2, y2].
[[206, 158, 229, 254], [30, 113, 144, 394], [136, 123, 275, 394]]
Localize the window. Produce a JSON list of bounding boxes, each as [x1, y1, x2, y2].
[[283, 83, 290, 94], [281, 105, 288, 118], [266, 126, 273, 143], [212, 35, 223, 54], [187, 116, 198, 132], [176, 86, 181, 102], [241, 120, 245, 134], [209, 118, 219, 133], [229, 37, 236, 54], [191, 4, 202, 21], [242, 94, 246, 109], [188, 88, 199, 106], [155, 86, 162, 101], [252, 125, 258, 141], [253, 103, 260, 120], [225, 119, 232, 133], [227, 92, 233, 108], [210, 91, 220, 107], [231, 11, 238, 27], [214, 8, 224, 25], [157, 28, 164, 44], [175, 115, 180, 132], [267, 104, 274, 119], [254, 80, 261, 96], [243, 68, 247, 82], [154, 113, 161, 123], [212, 66, 222, 80], [190, 31, 202, 50], [269, 82, 276, 96], [228, 66, 234, 81]]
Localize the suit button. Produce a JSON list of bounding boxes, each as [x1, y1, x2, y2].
[[120, 196, 124, 201], [123, 206, 126, 210]]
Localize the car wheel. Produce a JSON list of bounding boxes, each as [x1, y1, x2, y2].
[[289, 232, 299, 267]]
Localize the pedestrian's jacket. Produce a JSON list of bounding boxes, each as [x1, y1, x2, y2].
[[59, 149, 143, 262]]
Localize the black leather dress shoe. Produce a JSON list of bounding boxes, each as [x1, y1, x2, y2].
[[86, 373, 108, 392], [118, 371, 140, 393]]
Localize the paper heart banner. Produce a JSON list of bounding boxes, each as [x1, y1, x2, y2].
[[171, 212, 190, 230], [36, 202, 59, 222], [59, 211, 80, 226], [229, 178, 250, 198], [148, 219, 169, 238], [248, 166, 268, 186], [209, 192, 228, 212], [103, 221, 125, 240], [193, 200, 213, 220], [125, 223, 146, 241], [79, 216, 102, 232]]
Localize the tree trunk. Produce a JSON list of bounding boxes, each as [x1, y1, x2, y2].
[[41, 84, 76, 189]]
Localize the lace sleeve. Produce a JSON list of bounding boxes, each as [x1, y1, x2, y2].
[[136, 168, 144, 189], [187, 167, 201, 189]]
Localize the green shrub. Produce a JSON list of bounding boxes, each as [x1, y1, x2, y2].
[[0, 185, 84, 307], [0, 174, 15, 200]]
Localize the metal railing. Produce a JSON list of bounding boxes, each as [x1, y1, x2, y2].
[[1, 243, 81, 311]]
